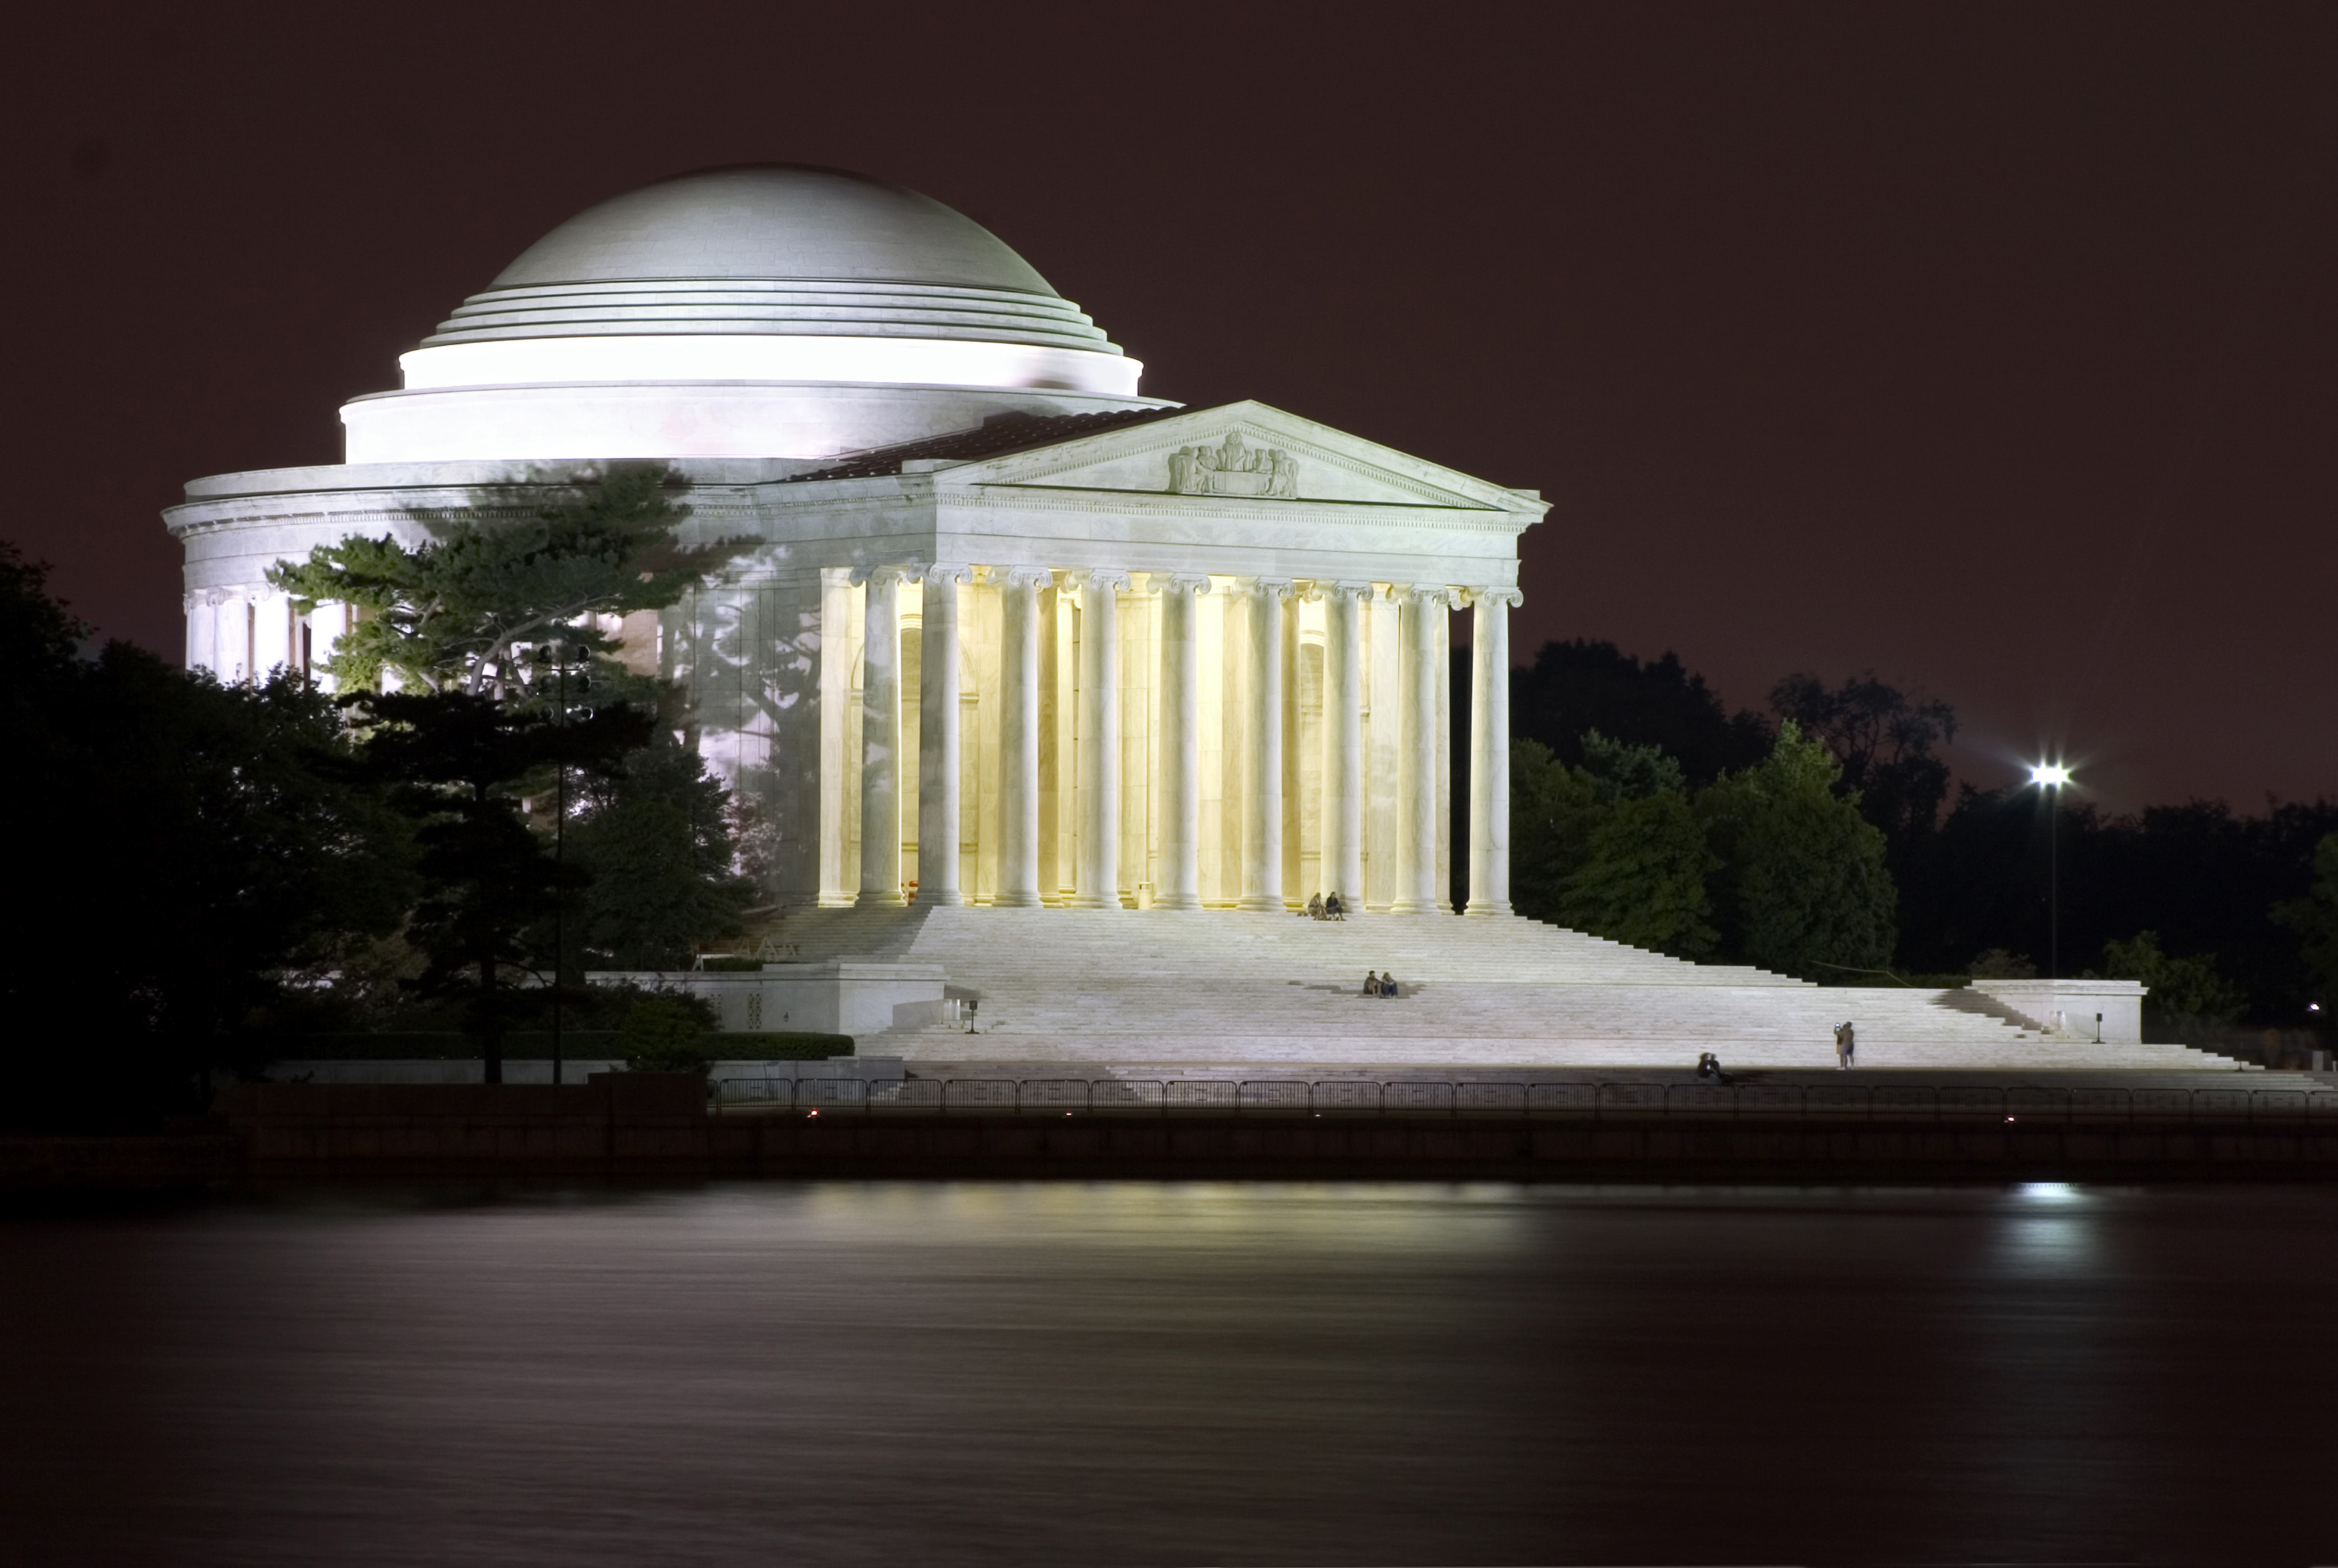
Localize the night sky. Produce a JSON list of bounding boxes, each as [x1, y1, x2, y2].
[[9, 3, 2333, 812]]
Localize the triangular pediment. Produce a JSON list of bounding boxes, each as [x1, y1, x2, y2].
[[940, 401, 1542, 517]]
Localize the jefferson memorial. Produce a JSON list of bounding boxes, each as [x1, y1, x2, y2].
[[168, 166, 2178, 1068], [169, 165, 1537, 922]]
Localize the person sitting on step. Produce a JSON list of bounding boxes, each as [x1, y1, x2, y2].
[[1363, 970, 1381, 996], [1325, 892, 1345, 921], [1307, 892, 1326, 920], [1381, 972, 1400, 998]]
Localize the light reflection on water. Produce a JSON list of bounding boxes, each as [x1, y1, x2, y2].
[[3, 1181, 2335, 1567]]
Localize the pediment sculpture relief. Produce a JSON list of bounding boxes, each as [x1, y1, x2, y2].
[[1165, 431, 1299, 499]]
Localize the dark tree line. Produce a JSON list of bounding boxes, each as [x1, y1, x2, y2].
[[0, 470, 756, 1126], [1485, 636, 2338, 1027]]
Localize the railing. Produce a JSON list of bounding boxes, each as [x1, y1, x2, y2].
[[712, 1077, 2338, 1123]]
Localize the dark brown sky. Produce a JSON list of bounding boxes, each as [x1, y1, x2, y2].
[[7, 2, 2333, 812]]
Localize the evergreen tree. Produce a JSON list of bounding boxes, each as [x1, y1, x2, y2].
[[1508, 732, 1719, 958], [2273, 832, 2338, 1008], [0, 544, 411, 1124], [1509, 738, 1600, 924], [349, 690, 650, 1081], [1699, 720, 1897, 977], [267, 463, 738, 701], [2100, 930, 2245, 1031], [565, 741, 756, 971]]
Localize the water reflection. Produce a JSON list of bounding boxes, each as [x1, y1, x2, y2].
[[2, 1182, 2334, 1567]]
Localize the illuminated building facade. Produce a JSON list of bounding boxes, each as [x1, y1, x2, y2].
[[168, 166, 1544, 916]]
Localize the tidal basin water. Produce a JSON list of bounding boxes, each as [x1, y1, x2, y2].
[[5, 1183, 2336, 1567]]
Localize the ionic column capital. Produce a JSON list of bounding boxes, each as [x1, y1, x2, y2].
[[1401, 583, 1458, 609], [850, 563, 918, 589], [1000, 566, 1055, 592], [1464, 586, 1524, 609], [1073, 567, 1132, 602], [1245, 576, 1295, 601], [1162, 573, 1214, 597], [1324, 580, 1379, 603], [925, 562, 975, 588]]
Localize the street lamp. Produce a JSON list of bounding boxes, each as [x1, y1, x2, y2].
[[2028, 763, 2073, 979]]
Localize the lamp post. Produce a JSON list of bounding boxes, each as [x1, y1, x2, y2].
[[2029, 763, 2072, 980]]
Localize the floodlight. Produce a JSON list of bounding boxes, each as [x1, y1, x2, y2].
[[2029, 763, 2073, 787]]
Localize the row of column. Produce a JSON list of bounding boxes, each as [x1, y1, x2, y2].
[[854, 566, 1520, 916], [184, 590, 351, 688]]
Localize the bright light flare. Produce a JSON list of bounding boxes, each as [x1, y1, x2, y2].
[[2029, 763, 2073, 787]]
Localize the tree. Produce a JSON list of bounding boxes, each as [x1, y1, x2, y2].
[[2100, 930, 2244, 1032], [1510, 640, 1770, 787], [1699, 721, 1897, 978], [563, 740, 756, 970], [1509, 738, 1601, 924], [2272, 831, 2338, 1010], [271, 468, 754, 1076], [267, 462, 739, 701], [0, 544, 412, 1125], [1769, 670, 1957, 849], [1508, 732, 1719, 958], [349, 690, 651, 1081]]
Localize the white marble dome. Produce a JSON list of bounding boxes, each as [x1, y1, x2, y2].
[[343, 164, 1154, 464]]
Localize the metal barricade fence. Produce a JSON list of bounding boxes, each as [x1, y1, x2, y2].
[[1804, 1084, 1869, 1121], [2069, 1088, 2130, 1122], [943, 1079, 1018, 1113], [1383, 1081, 1456, 1114], [2194, 1087, 2251, 1120], [870, 1079, 943, 1113], [1166, 1081, 1238, 1111], [2252, 1089, 2309, 1123], [1312, 1081, 1383, 1115], [1091, 1080, 1166, 1112], [1665, 1084, 1734, 1119], [1020, 1079, 1091, 1113], [1239, 1081, 1311, 1113], [1736, 1084, 1806, 1119], [1529, 1083, 1599, 1117], [1457, 1082, 1528, 1115], [711, 1076, 2338, 1130], [1870, 1085, 1937, 1121], [1938, 1087, 2003, 1121], [794, 1078, 868, 1112], [1598, 1083, 1664, 1117], [714, 1077, 792, 1107], [2005, 1087, 2067, 1123]]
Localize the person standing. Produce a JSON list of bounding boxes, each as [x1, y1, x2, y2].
[[1834, 1021, 1856, 1069]]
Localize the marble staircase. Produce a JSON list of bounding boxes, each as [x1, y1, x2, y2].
[[748, 907, 2237, 1071]]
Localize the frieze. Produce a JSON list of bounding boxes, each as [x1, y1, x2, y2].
[[1166, 431, 1299, 499]]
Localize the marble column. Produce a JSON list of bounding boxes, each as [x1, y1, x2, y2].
[[1067, 568, 1130, 910], [855, 566, 909, 907], [1238, 578, 1293, 912], [1391, 584, 1450, 914], [917, 564, 972, 906], [307, 601, 351, 691], [1466, 587, 1522, 918], [184, 593, 214, 678], [995, 567, 1049, 908], [1156, 574, 1212, 910], [1322, 582, 1373, 916], [253, 590, 293, 680]]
